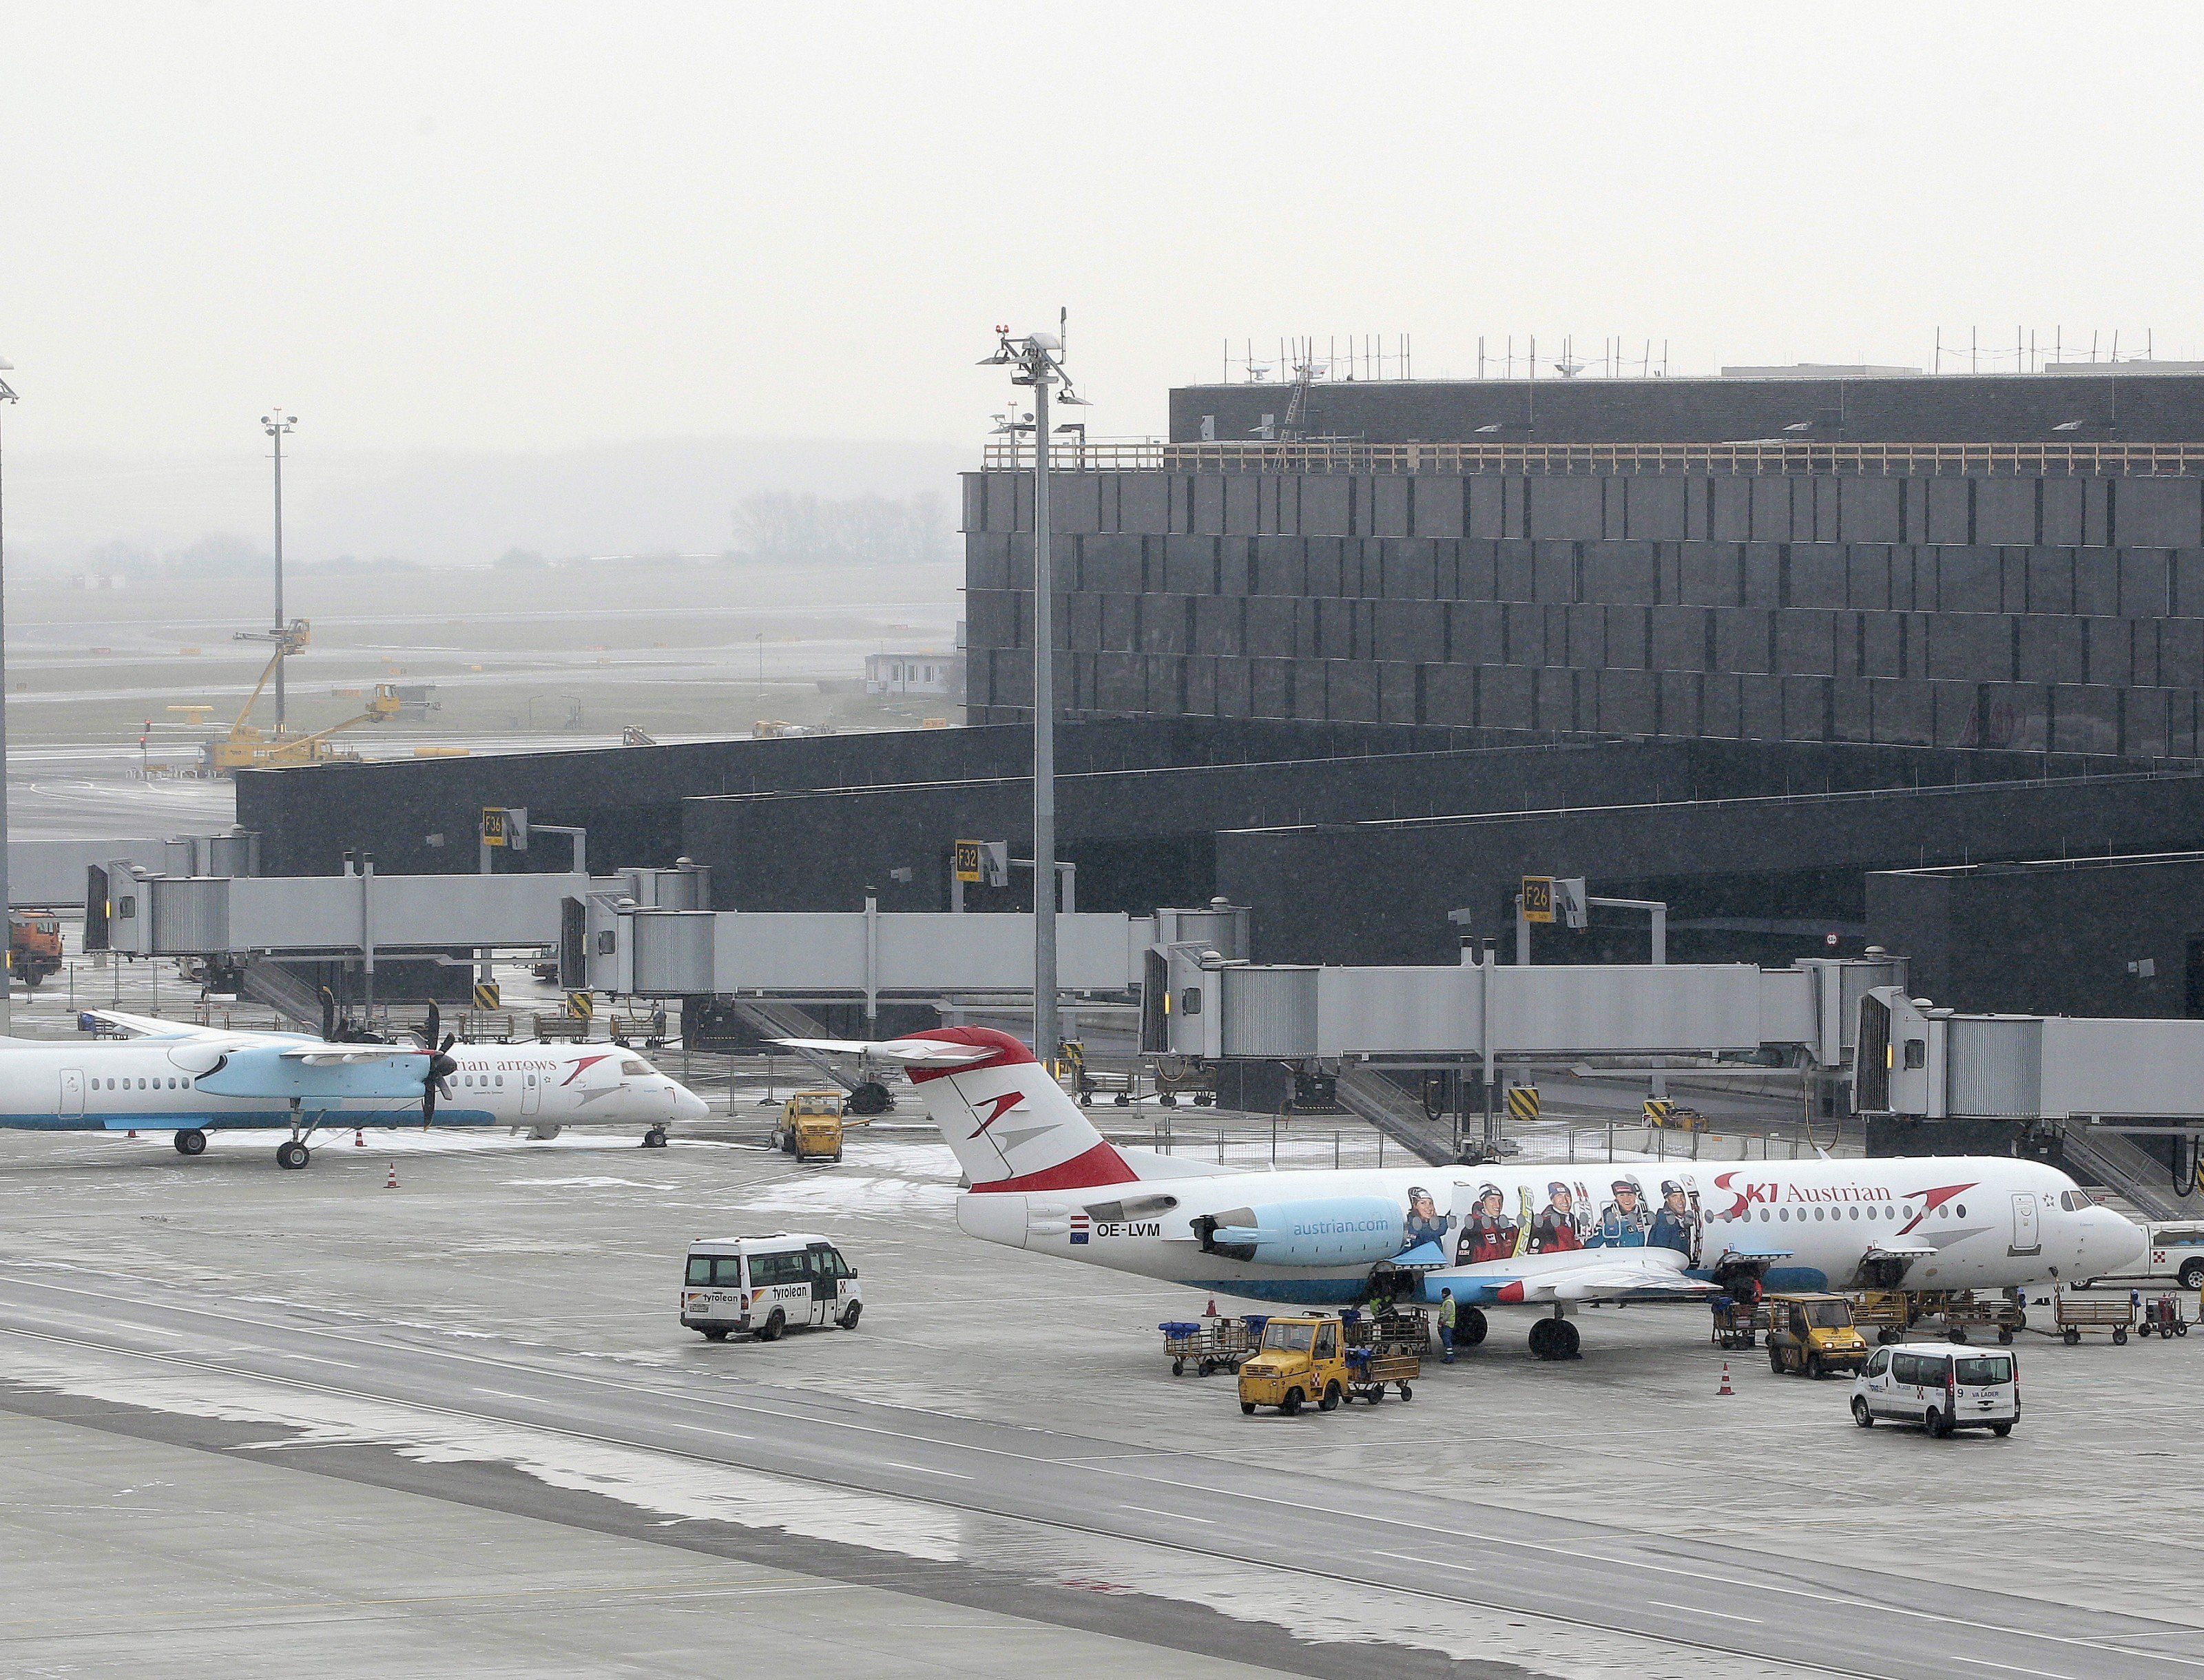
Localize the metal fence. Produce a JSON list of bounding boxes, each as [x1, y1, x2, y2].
[[981, 438, 2204, 477]]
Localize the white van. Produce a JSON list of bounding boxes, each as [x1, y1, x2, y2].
[[680, 1233, 862, 1341], [1852, 1342, 2018, 1438]]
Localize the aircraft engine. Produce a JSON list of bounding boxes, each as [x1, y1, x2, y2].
[[1200, 1195, 1405, 1266]]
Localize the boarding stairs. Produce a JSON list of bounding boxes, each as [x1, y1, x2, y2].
[[1334, 1066, 1455, 1166], [2055, 1120, 2186, 1222]]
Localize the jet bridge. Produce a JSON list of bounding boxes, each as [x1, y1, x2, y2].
[[1148, 949, 1902, 1070], [588, 894, 1148, 1002], [1856, 987, 2204, 1122]]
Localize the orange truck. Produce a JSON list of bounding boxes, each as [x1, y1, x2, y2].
[[9, 910, 63, 988]]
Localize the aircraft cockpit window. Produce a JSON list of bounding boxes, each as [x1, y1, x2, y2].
[[2059, 1190, 2094, 1212], [620, 1059, 650, 1077]]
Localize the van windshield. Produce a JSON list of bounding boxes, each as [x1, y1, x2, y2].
[[1955, 1356, 2013, 1386], [1262, 1323, 1316, 1354]]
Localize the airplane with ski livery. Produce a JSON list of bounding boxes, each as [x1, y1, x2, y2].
[[0, 1003, 708, 1168], [784, 1026, 2148, 1360]]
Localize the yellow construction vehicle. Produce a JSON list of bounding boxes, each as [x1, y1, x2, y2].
[[202, 619, 404, 774], [773, 1091, 846, 1163]]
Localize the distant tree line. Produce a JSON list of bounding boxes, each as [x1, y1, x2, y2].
[[730, 491, 949, 565]]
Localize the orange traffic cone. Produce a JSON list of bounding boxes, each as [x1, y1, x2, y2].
[[127, 1130, 138, 1139], [354, 1129, 364, 1147], [1204, 1297, 1220, 1317], [1718, 1361, 1734, 1396], [384, 1161, 399, 1190]]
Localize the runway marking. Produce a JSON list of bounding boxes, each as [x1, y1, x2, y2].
[[1954, 1659, 2079, 1679], [1647, 1601, 1763, 1625], [1121, 1505, 1213, 1525], [881, 1462, 972, 1480], [1372, 1551, 1477, 1573], [2, 1274, 2194, 1678]]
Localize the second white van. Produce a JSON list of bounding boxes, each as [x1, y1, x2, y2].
[[1851, 1342, 2019, 1438]]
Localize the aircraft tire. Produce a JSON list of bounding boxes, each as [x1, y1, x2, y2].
[[643, 1127, 668, 1149], [276, 1140, 310, 1170], [1528, 1319, 1554, 1360], [1556, 1319, 1580, 1359], [174, 1129, 207, 1157], [1459, 1307, 1488, 1347]]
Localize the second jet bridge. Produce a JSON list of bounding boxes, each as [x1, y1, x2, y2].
[[1152, 951, 1904, 1070]]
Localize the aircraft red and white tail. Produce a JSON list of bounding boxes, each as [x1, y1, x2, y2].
[[774, 1027, 1144, 1192]]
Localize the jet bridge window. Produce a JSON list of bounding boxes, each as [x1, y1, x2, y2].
[[1902, 1039, 1926, 1070]]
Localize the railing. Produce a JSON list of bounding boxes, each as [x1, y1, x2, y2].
[[981, 437, 2204, 477]]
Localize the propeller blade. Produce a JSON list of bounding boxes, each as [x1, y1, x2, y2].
[[439, 1033, 456, 1054], [424, 1000, 441, 1051], [422, 1073, 437, 1130]]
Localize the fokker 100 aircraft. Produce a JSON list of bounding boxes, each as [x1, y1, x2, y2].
[[787, 1027, 2148, 1360], [0, 1003, 709, 1168]]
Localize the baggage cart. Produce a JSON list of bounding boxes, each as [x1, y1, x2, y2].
[[2051, 1290, 2134, 1345], [1344, 1346, 1419, 1403], [1161, 1315, 1265, 1377], [2137, 1294, 2190, 1338], [1709, 1294, 1758, 1349]]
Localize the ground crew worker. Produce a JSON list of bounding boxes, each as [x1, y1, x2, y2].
[[1438, 1289, 1458, 1363]]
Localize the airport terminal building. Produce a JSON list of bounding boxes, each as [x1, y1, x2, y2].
[[237, 366, 2204, 1002]]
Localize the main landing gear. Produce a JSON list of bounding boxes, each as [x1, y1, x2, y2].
[[276, 1138, 312, 1170], [172, 1129, 207, 1157], [1528, 1307, 1581, 1361]]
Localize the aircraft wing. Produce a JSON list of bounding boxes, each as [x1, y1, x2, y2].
[[278, 1044, 433, 1064], [78, 1010, 313, 1046], [774, 1036, 997, 1070], [1425, 1246, 1716, 1305]]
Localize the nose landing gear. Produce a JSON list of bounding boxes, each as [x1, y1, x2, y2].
[[641, 1126, 669, 1150]]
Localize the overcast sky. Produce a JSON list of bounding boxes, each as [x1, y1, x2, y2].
[[4, 2, 2201, 541]]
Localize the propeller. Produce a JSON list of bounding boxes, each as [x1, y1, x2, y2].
[[416, 1001, 458, 1128]]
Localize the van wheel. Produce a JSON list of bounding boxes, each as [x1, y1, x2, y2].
[[1926, 1407, 1950, 1438], [1852, 1398, 1873, 1429], [1279, 1388, 1303, 1416], [1990, 1422, 2013, 1438], [758, 1310, 786, 1342], [839, 1303, 862, 1331], [1318, 1381, 1342, 1412], [701, 1328, 727, 1342]]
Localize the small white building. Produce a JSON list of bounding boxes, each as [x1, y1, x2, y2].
[[864, 651, 962, 698]]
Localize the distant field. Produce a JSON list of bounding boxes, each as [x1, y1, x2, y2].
[[8, 556, 964, 756]]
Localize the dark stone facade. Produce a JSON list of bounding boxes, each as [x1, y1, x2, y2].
[[963, 462, 2204, 759]]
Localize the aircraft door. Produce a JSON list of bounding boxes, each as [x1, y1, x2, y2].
[[2010, 1192, 2041, 1256], [59, 1069, 84, 1117], [522, 1072, 541, 1116]]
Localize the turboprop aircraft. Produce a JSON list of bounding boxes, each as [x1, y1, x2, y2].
[[0, 1002, 709, 1169], [783, 1027, 2148, 1360]]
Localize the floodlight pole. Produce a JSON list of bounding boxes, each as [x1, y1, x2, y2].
[[981, 325, 1085, 1063], [0, 362, 15, 1034], [262, 410, 297, 736], [1029, 367, 1057, 1065]]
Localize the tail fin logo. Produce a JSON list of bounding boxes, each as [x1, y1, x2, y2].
[[973, 1090, 1023, 1136]]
